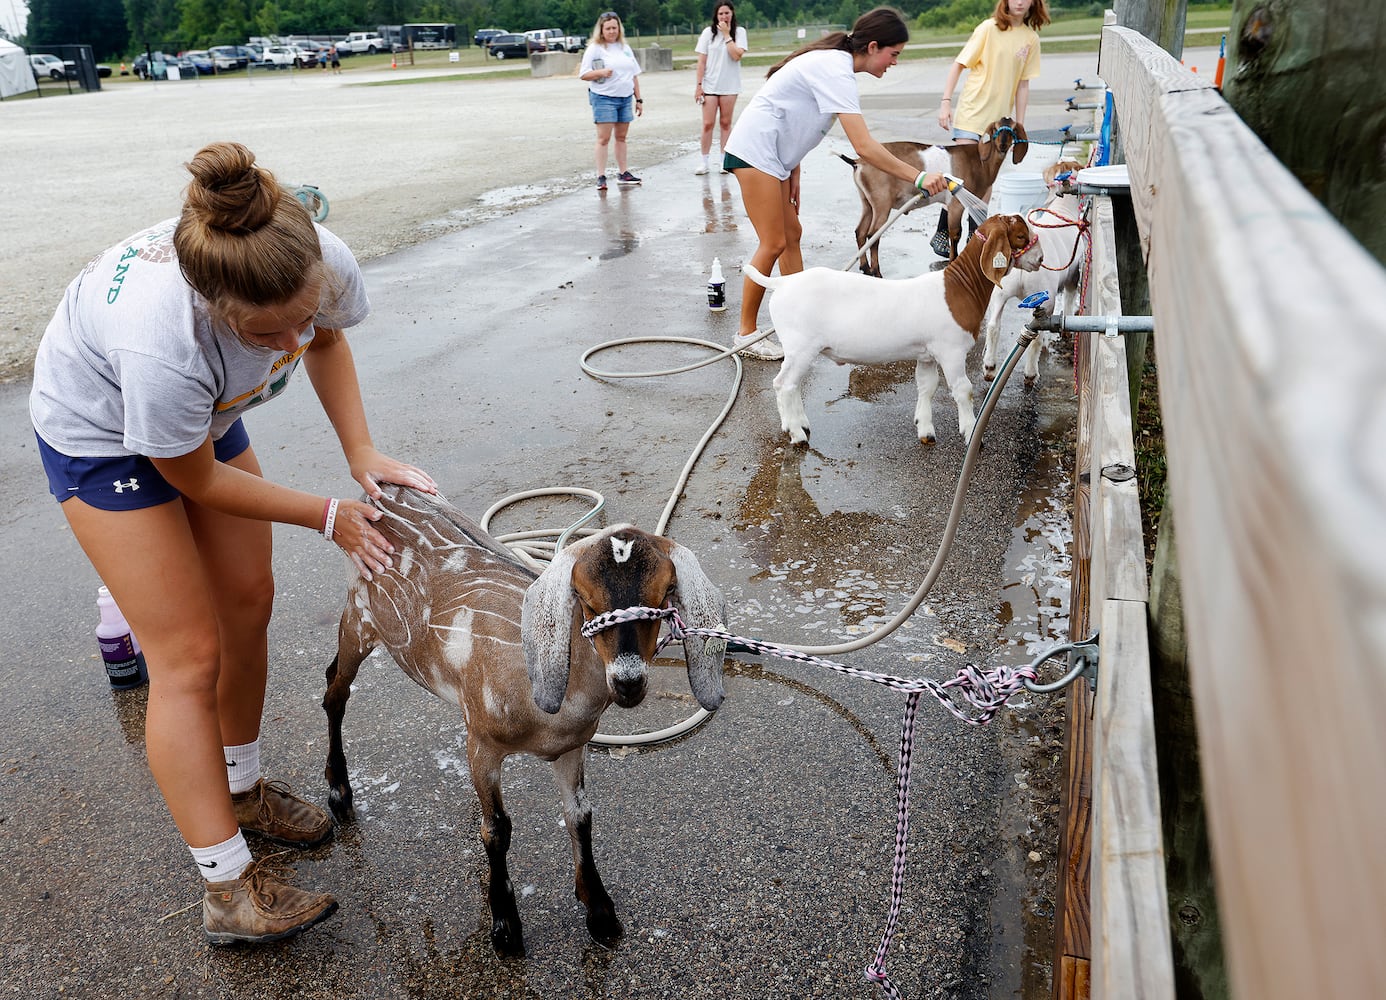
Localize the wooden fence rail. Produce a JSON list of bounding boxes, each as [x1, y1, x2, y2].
[[1089, 22, 1386, 1000]]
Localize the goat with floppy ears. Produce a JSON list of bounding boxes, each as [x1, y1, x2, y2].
[[322, 485, 727, 955]]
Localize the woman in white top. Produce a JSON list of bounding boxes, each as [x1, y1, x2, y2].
[[29, 141, 436, 945], [723, 7, 948, 359], [579, 11, 644, 191], [693, 2, 748, 175]]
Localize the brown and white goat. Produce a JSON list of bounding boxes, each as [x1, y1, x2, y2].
[[745, 214, 1043, 445], [839, 118, 1029, 276], [981, 159, 1090, 382], [321, 485, 727, 956]]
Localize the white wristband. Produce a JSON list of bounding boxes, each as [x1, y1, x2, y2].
[[322, 498, 340, 542], [914, 170, 929, 191]]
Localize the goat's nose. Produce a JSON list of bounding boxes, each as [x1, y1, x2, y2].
[[608, 653, 648, 708]]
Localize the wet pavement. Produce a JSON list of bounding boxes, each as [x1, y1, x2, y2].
[[0, 64, 1096, 1000]]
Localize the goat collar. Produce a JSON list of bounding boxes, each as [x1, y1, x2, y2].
[[973, 226, 1038, 260], [985, 124, 1027, 145]]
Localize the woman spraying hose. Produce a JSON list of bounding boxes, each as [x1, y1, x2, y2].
[[722, 7, 948, 360]]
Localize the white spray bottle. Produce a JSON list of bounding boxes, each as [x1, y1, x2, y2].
[[707, 257, 726, 311]]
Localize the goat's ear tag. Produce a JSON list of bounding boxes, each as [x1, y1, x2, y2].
[[992, 252, 1008, 269]]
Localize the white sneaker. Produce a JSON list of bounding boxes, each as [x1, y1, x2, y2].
[[732, 332, 784, 361], [695, 158, 709, 176]]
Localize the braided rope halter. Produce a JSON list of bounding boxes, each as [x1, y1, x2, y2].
[[582, 605, 1044, 998]]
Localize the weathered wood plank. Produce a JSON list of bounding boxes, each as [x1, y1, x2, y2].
[[1101, 23, 1386, 1000], [1091, 598, 1174, 999], [1054, 312, 1095, 997], [1088, 197, 1148, 607], [1098, 26, 1216, 257]]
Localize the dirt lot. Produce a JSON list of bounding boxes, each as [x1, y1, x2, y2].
[[0, 63, 746, 381]]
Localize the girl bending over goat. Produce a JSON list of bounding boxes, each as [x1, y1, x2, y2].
[[322, 485, 727, 956]]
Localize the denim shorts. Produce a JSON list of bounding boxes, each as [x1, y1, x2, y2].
[[36, 418, 251, 510], [590, 91, 634, 124], [952, 127, 982, 142]]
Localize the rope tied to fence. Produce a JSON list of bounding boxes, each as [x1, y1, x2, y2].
[[581, 606, 1041, 726], [1026, 203, 1092, 273], [581, 604, 1051, 1000]]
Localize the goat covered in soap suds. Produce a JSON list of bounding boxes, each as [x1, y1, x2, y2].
[[322, 485, 727, 956]]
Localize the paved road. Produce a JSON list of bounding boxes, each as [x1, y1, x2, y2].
[[0, 48, 1168, 1000]]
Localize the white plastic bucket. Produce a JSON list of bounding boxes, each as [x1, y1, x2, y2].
[[989, 172, 1049, 216]]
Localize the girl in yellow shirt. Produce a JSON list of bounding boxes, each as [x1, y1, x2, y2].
[[933, 0, 1050, 252]]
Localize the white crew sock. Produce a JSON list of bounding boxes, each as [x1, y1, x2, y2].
[[224, 739, 261, 795], [191, 831, 253, 883]]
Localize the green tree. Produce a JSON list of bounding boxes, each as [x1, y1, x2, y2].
[[254, 0, 284, 36], [125, 0, 180, 49], [29, 0, 131, 56], [177, 0, 221, 45]]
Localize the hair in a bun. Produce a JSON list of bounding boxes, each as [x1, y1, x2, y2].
[[174, 141, 323, 314]]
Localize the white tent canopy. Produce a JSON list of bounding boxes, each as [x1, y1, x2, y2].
[[0, 37, 37, 98]]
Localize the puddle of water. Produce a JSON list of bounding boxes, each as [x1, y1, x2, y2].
[[476, 182, 562, 207], [987, 357, 1076, 999]]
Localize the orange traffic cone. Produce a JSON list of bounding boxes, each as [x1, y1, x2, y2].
[[390, 54, 396, 69]]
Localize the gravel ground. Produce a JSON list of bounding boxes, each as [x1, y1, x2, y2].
[[0, 61, 759, 382]]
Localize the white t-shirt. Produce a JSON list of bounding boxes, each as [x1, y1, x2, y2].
[[723, 49, 861, 180], [581, 41, 641, 98], [29, 218, 370, 459], [695, 25, 748, 95]]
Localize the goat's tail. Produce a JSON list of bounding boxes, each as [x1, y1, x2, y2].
[[836, 152, 859, 169], [743, 262, 781, 290]]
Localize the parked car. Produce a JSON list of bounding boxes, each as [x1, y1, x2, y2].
[[338, 31, 388, 54], [132, 52, 195, 79], [29, 53, 73, 80], [295, 42, 331, 67], [524, 28, 567, 52], [473, 28, 507, 48], [96, 63, 113, 77], [182, 50, 215, 74], [487, 33, 542, 59], [259, 44, 305, 68], [208, 45, 248, 71]]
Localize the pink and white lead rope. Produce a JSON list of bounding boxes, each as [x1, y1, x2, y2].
[[582, 605, 1044, 997]]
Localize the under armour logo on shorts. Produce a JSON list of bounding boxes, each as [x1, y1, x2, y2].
[[112, 478, 140, 493]]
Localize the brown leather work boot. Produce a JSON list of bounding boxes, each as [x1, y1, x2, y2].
[[231, 778, 333, 848], [203, 853, 338, 945]]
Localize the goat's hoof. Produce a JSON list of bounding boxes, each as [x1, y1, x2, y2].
[[587, 910, 624, 947], [917, 432, 937, 445], [491, 921, 526, 958], [1023, 373, 1038, 385], [785, 428, 810, 446], [982, 367, 997, 381], [327, 787, 355, 823]]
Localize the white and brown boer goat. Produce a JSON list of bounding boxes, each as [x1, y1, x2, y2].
[[321, 485, 728, 956], [980, 160, 1090, 382], [839, 118, 1030, 276], [745, 214, 1044, 446]]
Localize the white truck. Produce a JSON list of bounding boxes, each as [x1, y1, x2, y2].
[[525, 29, 580, 53], [336, 31, 388, 54]]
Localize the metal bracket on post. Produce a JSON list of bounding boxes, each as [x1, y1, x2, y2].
[[1024, 632, 1100, 693]]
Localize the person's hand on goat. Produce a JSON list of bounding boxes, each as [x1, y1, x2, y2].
[[349, 447, 438, 499], [326, 498, 394, 580]]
